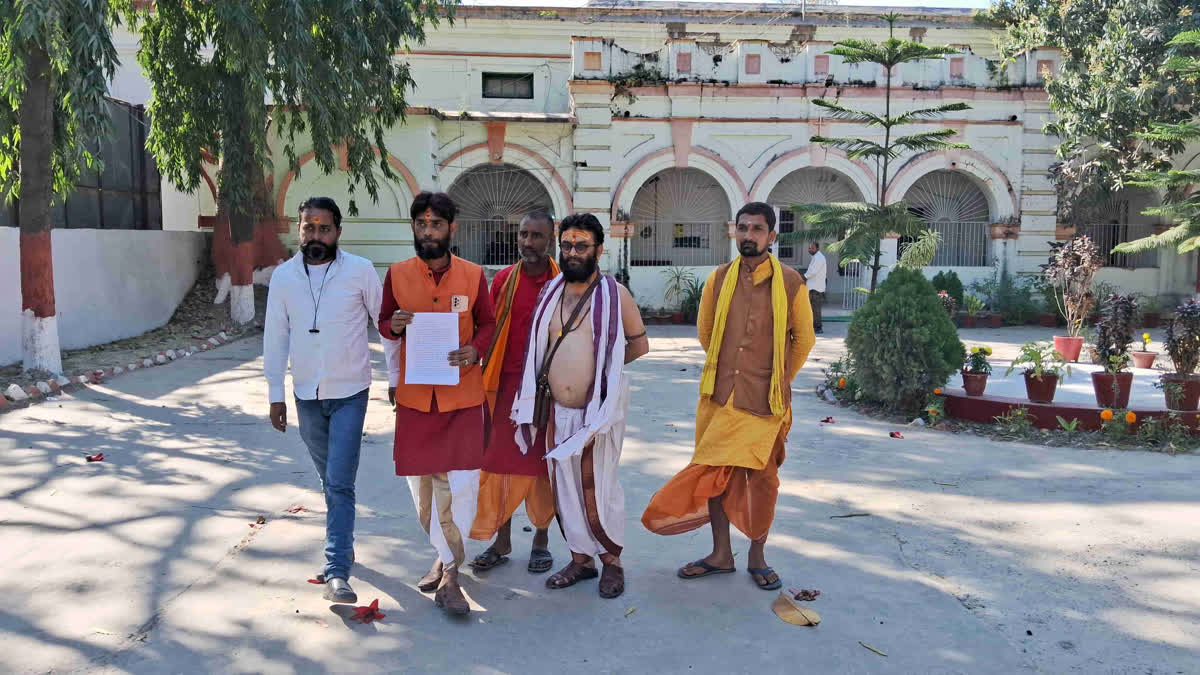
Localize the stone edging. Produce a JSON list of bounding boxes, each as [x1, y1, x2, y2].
[[0, 330, 244, 414]]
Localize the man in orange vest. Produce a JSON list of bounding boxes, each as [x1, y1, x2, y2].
[[378, 191, 496, 616], [468, 211, 559, 575]]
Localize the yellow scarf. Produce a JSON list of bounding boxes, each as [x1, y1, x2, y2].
[[482, 258, 560, 411], [699, 254, 789, 416]]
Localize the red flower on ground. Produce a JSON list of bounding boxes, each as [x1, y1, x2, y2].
[[889, 432, 904, 439], [351, 599, 386, 623], [86, 453, 104, 462]]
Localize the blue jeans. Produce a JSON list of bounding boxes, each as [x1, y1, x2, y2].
[[294, 388, 368, 581]]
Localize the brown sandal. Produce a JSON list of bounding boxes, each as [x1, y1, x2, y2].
[[434, 583, 470, 616], [417, 561, 443, 593], [546, 561, 599, 589], [599, 563, 625, 599]]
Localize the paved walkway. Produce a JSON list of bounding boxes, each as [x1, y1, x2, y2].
[[1, 326, 1197, 674]]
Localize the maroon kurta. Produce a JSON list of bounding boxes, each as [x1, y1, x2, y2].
[[379, 264, 496, 476], [482, 264, 553, 476]]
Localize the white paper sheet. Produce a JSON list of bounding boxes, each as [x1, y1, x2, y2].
[[404, 312, 460, 386]]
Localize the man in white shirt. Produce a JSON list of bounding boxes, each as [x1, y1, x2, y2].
[[805, 242, 827, 334], [264, 196, 382, 604]]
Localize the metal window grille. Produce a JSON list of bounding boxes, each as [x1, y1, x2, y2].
[[768, 167, 862, 267], [1075, 223, 1159, 269], [903, 170, 990, 267], [630, 168, 731, 266], [446, 163, 554, 266], [482, 73, 534, 99]]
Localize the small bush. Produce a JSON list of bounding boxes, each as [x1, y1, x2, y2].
[[932, 270, 964, 306], [1166, 300, 1200, 376], [846, 268, 966, 412]]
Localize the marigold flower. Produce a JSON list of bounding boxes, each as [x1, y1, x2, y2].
[[934, 388, 942, 395], [838, 377, 847, 389], [1125, 411, 1137, 424], [1143, 333, 1151, 341], [1100, 409, 1114, 421], [984, 347, 993, 355]]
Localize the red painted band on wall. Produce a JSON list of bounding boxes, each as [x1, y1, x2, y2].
[[19, 230, 55, 317]]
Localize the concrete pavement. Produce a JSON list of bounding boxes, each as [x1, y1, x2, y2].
[[1, 325, 1198, 674]]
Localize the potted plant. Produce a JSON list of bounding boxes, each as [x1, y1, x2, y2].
[[1132, 331, 1158, 369], [961, 345, 992, 397], [1006, 340, 1071, 404], [1043, 236, 1102, 362], [1091, 294, 1136, 408], [680, 277, 704, 325], [963, 294, 984, 329], [1161, 300, 1200, 411], [987, 311, 1004, 329], [660, 266, 697, 324]]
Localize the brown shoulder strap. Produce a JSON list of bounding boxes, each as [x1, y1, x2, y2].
[[537, 275, 601, 381]]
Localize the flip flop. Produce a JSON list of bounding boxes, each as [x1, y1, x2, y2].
[[747, 567, 783, 591], [468, 546, 509, 572], [677, 560, 736, 580], [528, 548, 554, 574]]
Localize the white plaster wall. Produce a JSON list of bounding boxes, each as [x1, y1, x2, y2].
[[0, 228, 22, 366]]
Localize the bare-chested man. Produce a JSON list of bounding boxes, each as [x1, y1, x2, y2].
[[511, 213, 648, 599]]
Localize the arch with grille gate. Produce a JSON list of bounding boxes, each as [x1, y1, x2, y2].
[[901, 169, 993, 267], [446, 163, 555, 265], [765, 166, 866, 266], [628, 167, 733, 267]]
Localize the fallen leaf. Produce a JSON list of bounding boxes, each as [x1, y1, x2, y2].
[[859, 641, 887, 657], [830, 513, 871, 519], [86, 453, 104, 462], [889, 432, 904, 439], [624, 606, 637, 617], [932, 481, 958, 487], [351, 599, 386, 624], [284, 505, 307, 514]]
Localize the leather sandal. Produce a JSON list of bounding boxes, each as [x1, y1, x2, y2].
[[598, 563, 625, 599], [545, 560, 599, 589]]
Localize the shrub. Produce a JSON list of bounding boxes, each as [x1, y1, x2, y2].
[[931, 270, 964, 306], [845, 268, 965, 412], [1093, 294, 1137, 373], [1166, 300, 1200, 376]]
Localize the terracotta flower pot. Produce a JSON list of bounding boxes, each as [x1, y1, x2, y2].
[[1143, 312, 1161, 329], [1023, 372, 1059, 404], [962, 316, 978, 329], [1131, 351, 1157, 369], [1053, 335, 1084, 363], [1038, 313, 1057, 328], [961, 371, 988, 397], [671, 312, 685, 324], [1162, 374, 1200, 411], [987, 313, 1004, 329], [1091, 371, 1134, 409]]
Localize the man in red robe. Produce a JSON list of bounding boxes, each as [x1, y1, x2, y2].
[[469, 211, 560, 574], [379, 191, 495, 616]]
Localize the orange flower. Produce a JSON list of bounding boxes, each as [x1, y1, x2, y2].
[[1100, 409, 1114, 421], [838, 377, 847, 389], [933, 388, 943, 395], [1125, 411, 1137, 424]]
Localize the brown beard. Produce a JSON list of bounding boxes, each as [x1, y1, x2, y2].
[[560, 252, 598, 281]]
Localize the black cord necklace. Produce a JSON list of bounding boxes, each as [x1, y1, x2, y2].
[[303, 257, 335, 334], [556, 291, 591, 338]]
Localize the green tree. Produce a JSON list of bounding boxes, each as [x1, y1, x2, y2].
[[780, 14, 969, 291], [0, 0, 130, 373], [134, 0, 452, 322], [981, 1, 1200, 219], [1113, 30, 1200, 256]]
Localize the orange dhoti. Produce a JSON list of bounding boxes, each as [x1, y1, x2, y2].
[[641, 396, 791, 541], [470, 471, 556, 540]]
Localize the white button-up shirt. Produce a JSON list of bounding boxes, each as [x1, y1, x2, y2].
[[264, 250, 383, 402], [805, 250, 827, 293]]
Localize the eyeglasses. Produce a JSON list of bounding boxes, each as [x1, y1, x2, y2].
[[559, 241, 596, 254]]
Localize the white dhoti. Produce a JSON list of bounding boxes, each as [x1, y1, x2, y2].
[[549, 378, 630, 557], [406, 470, 480, 568]]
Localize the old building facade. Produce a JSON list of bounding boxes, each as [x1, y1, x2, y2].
[[110, 1, 1197, 309]]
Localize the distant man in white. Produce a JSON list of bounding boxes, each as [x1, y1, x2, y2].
[[805, 242, 827, 335], [264, 196, 383, 605]]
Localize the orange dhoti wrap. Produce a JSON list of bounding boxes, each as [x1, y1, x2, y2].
[[641, 397, 791, 541], [470, 472, 556, 539]]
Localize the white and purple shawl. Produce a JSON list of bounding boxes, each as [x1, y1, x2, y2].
[[512, 273, 626, 460]]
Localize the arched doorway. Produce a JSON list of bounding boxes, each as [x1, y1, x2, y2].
[[903, 170, 991, 267], [446, 163, 554, 266], [1070, 188, 1161, 269], [629, 167, 731, 267], [766, 167, 863, 266]]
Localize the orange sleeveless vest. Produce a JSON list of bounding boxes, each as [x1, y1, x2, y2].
[[389, 255, 485, 413]]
